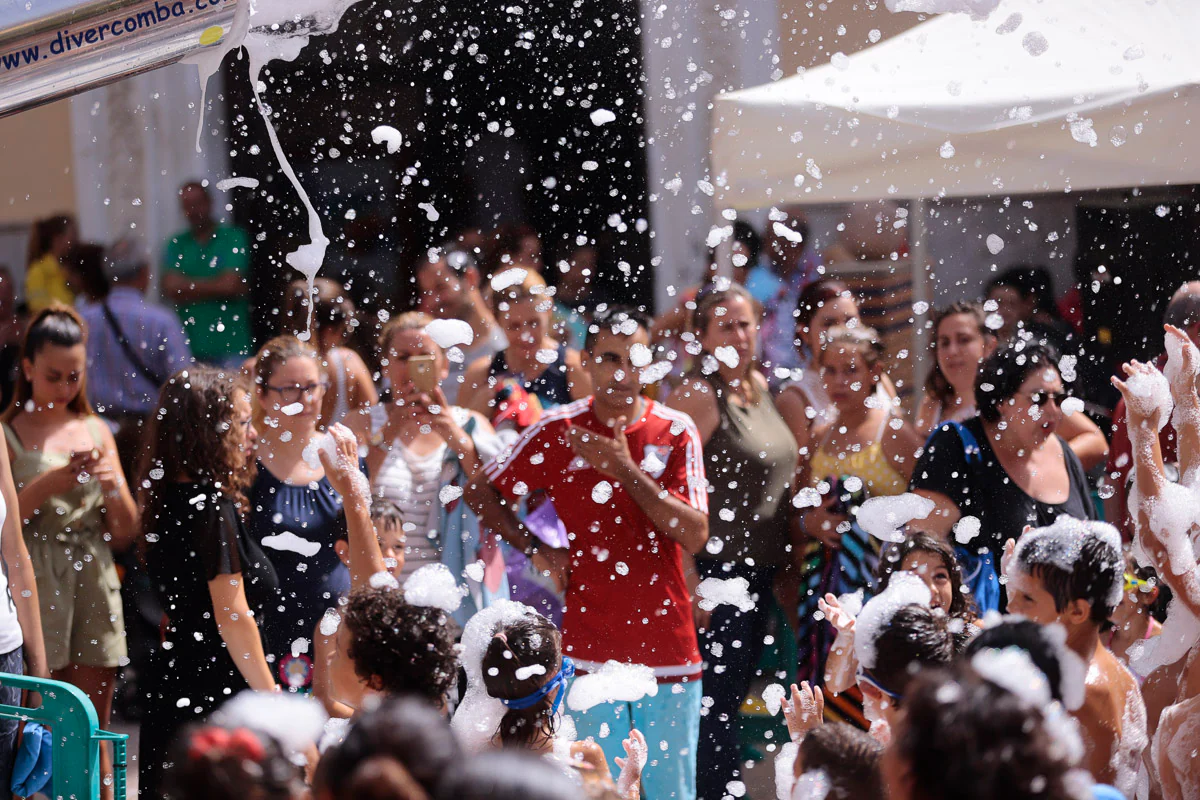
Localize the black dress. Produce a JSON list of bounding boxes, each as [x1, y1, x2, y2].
[[139, 483, 278, 799]]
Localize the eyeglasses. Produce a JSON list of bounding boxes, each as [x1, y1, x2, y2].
[[1025, 390, 1068, 408], [1124, 572, 1155, 594], [266, 381, 329, 405]]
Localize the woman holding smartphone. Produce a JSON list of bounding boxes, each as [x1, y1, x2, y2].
[[1, 306, 138, 799], [347, 312, 507, 623]]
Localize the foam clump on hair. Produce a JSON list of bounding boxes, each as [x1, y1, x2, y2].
[[970, 648, 1052, 709], [213, 691, 328, 760], [856, 494, 934, 543], [1014, 517, 1124, 609], [452, 600, 541, 753], [566, 661, 659, 712], [696, 576, 755, 613], [853, 571, 931, 669], [424, 318, 474, 349], [403, 564, 465, 614]]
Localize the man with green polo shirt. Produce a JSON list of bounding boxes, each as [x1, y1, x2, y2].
[[162, 181, 252, 366]]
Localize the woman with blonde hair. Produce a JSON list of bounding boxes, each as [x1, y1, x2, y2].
[[795, 325, 922, 725], [346, 312, 507, 624], [2, 305, 138, 796]]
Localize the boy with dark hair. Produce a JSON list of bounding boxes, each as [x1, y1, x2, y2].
[[468, 305, 709, 800], [1006, 517, 1146, 797]]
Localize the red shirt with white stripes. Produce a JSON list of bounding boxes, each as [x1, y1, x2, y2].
[[485, 397, 707, 679]]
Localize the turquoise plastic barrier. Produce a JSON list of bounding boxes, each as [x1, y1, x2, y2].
[[0, 672, 128, 799]]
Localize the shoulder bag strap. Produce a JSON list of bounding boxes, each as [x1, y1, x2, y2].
[[101, 301, 168, 387]]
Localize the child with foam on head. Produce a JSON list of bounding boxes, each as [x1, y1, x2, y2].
[[1112, 327, 1200, 800], [818, 533, 979, 700], [786, 723, 884, 800], [452, 599, 646, 799], [1106, 549, 1165, 685], [781, 571, 956, 751], [1003, 516, 1146, 797]]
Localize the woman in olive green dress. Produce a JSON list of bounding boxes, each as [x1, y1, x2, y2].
[[2, 306, 138, 798]]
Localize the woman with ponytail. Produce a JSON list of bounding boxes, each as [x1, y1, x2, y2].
[[2, 305, 137, 798]]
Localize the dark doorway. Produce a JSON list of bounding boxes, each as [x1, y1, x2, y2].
[[213, 0, 653, 350]]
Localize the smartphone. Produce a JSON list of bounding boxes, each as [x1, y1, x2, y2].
[[408, 355, 438, 394]]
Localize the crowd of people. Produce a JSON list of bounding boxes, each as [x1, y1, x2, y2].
[[0, 191, 1195, 800]]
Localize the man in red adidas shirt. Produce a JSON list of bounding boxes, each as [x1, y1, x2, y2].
[[469, 306, 709, 800]]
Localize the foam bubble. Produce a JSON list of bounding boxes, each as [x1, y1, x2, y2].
[[856, 494, 934, 543], [566, 660, 659, 712], [853, 572, 931, 669], [403, 564, 465, 614]]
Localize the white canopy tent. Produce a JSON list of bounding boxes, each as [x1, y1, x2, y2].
[[710, 0, 1200, 391], [711, 0, 1200, 208]]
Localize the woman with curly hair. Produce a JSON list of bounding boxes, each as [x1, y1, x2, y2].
[[139, 368, 280, 799]]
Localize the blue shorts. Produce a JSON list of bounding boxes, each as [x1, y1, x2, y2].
[[570, 677, 702, 800]]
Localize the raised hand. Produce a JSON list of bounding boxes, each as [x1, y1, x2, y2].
[[615, 729, 647, 799], [1165, 324, 1200, 411], [818, 593, 856, 635], [1112, 360, 1171, 433], [318, 424, 369, 505], [783, 681, 824, 742]]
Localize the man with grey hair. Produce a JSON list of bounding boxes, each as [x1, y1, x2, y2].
[[79, 237, 192, 421], [1105, 280, 1200, 536]]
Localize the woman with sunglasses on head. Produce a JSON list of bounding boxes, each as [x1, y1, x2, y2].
[[249, 336, 350, 691], [909, 339, 1097, 613]]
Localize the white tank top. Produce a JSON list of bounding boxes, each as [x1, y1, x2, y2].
[[373, 441, 447, 581], [0, 490, 24, 654]]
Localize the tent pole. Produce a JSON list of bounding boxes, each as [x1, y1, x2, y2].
[[910, 198, 932, 407]]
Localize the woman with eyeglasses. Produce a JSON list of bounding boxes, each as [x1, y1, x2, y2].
[[909, 339, 1097, 612], [248, 335, 349, 690]]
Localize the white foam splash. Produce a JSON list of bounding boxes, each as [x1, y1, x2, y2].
[[216, 176, 260, 191], [425, 319, 475, 349], [370, 125, 403, 153], [403, 563, 464, 614], [696, 576, 755, 613], [566, 661, 659, 712], [856, 493, 934, 543], [213, 690, 328, 757], [260, 531, 321, 557]]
